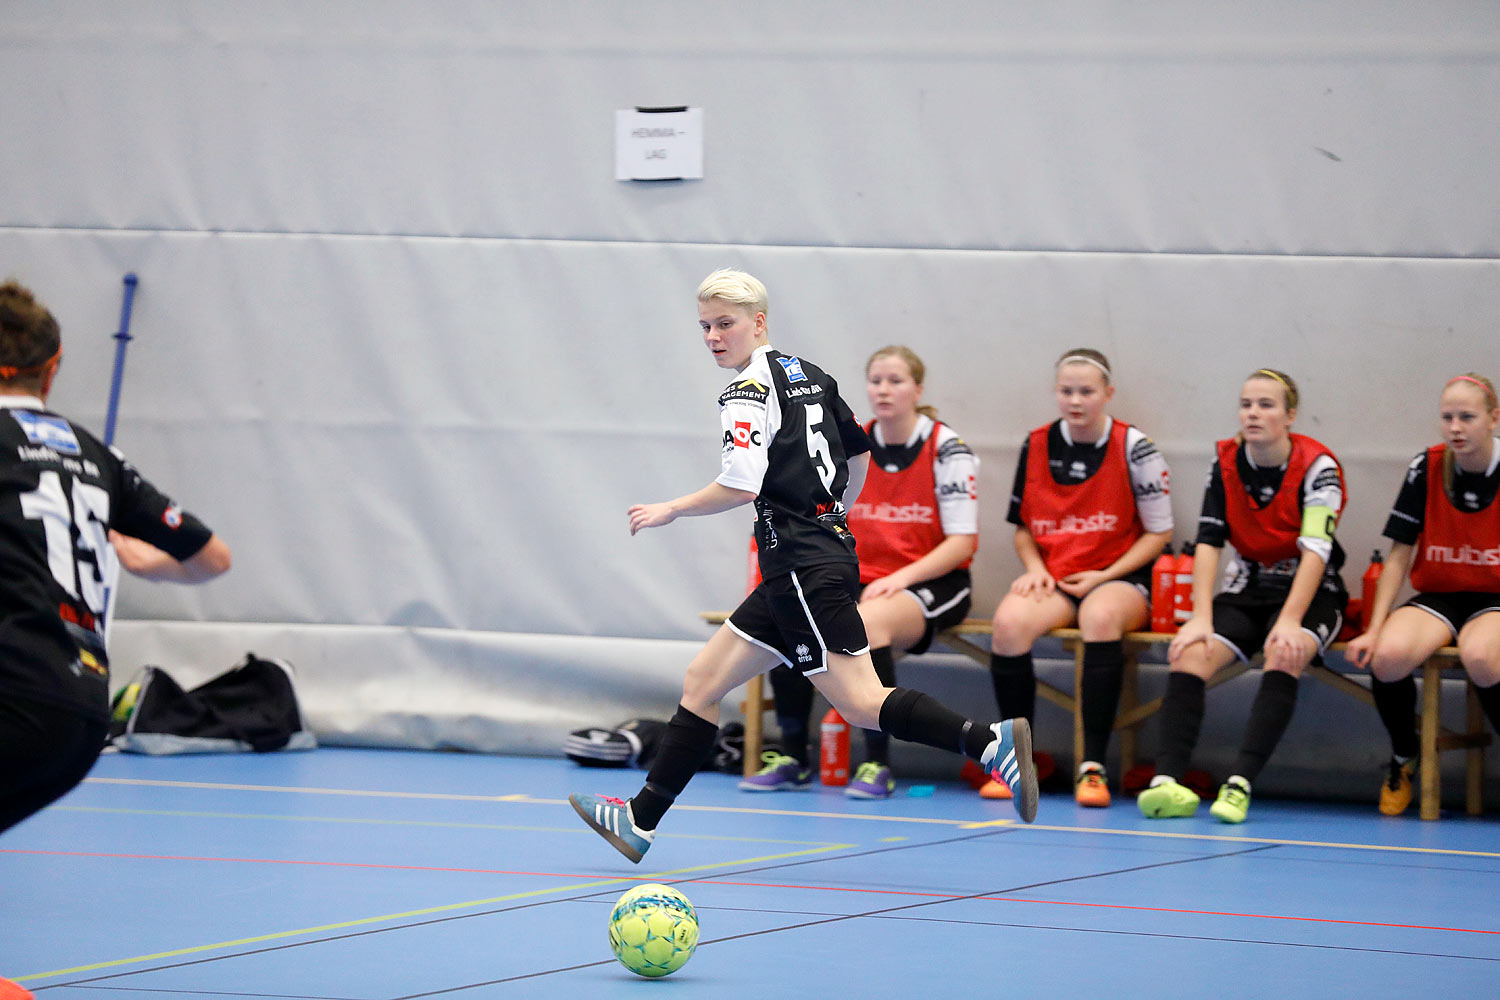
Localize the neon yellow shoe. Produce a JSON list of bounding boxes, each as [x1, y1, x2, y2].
[[1379, 757, 1416, 816], [1137, 778, 1200, 818], [1210, 778, 1251, 824]]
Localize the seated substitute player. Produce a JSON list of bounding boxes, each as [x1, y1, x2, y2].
[[1140, 368, 1347, 824], [0, 279, 232, 842], [985, 348, 1172, 807], [1346, 373, 1500, 815], [569, 269, 1037, 863], [743, 344, 979, 800]]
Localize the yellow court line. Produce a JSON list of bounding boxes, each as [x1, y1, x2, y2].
[[18, 842, 854, 982], [83, 777, 1500, 859]]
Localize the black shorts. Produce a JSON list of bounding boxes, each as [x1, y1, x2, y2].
[[885, 568, 973, 656], [728, 562, 870, 675], [1058, 565, 1152, 609], [1405, 591, 1500, 641], [0, 694, 110, 835], [1210, 586, 1348, 664]]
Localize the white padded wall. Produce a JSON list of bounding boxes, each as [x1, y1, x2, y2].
[[3, 3, 1497, 782]]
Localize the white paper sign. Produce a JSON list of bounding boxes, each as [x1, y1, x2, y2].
[[615, 107, 704, 181]]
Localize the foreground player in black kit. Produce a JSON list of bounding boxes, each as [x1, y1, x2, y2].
[[0, 279, 231, 843], [570, 269, 1037, 863]]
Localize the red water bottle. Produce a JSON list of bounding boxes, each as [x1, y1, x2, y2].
[[820, 708, 849, 786], [1360, 550, 1384, 631], [1172, 546, 1195, 625], [1150, 545, 1177, 634]]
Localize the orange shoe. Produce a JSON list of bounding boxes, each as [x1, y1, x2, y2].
[[1074, 763, 1111, 807], [1, 976, 35, 1000], [979, 777, 1013, 799]]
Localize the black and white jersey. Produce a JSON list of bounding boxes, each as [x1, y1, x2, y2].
[[1383, 442, 1500, 545], [716, 346, 871, 578], [0, 397, 214, 720]]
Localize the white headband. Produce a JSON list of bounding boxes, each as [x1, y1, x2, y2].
[[1057, 355, 1111, 380]]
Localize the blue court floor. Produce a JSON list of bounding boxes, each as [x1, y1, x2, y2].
[[2, 747, 1497, 998]]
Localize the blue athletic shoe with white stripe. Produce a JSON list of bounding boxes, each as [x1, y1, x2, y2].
[[980, 719, 1039, 823], [569, 793, 655, 864]]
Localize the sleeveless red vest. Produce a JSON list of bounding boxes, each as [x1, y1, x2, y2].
[[1409, 443, 1500, 593], [1217, 434, 1343, 565], [849, 421, 973, 583], [1019, 420, 1142, 580]]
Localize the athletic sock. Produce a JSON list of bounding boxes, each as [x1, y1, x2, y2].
[[988, 651, 1036, 725], [1080, 640, 1126, 766], [1232, 670, 1300, 784], [861, 646, 897, 764], [878, 687, 992, 761], [767, 665, 816, 766], [1474, 679, 1500, 736], [631, 704, 719, 831], [1370, 675, 1420, 760], [1155, 672, 1206, 781]]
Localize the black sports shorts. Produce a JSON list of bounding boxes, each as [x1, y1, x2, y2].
[[728, 562, 870, 675], [1404, 590, 1500, 641], [1210, 585, 1348, 664]]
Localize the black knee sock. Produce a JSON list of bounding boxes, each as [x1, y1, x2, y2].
[[632, 704, 719, 831], [878, 687, 992, 761], [989, 652, 1036, 724], [1155, 672, 1206, 781], [1232, 670, 1300, 784], [767, 665, 816, 766], [1475, 679, 1500, 737], [1371, 675, 1419, 760], [861, 646, 896, 765], [1081, 641, 1125, 765]]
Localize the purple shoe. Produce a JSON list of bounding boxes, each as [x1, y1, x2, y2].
[[738, 752, 813, 791], [845, 761, 895, 799]]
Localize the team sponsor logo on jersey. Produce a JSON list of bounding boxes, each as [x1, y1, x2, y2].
[[795, 643, 814, 664], [12, 410, 81, 456], [1310, 467, 1343, 493], [1407, 455, 1424, 483], [162, 504, 184, 528], [1134, 470, 1171, 499], [1028, 512, 1120, 537], [938, 476, 977, 500], [727, 421, 761, 449], [1069, 460, 1088, 480], [775, 356, 808, 383], [720, 379, 770, 405], [785, 384, 824, 398], [1423, 542, 1500, 566], [1129, 437, 1160, 464], [936, 437, 973, 460], [849, 500, 936, 524]]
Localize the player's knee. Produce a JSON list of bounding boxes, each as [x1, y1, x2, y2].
[[1459, 642, 1500, 687]]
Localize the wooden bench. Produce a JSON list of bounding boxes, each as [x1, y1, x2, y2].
[[699, 612, 1488, 819]]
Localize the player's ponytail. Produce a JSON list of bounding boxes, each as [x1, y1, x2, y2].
[[866, 345, 938, 421]]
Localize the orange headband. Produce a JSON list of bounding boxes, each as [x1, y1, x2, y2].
[[0, 346, 61, 381]]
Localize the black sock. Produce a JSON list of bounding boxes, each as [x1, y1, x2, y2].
[[1081, 641, 1125, 765], [989, 652, 1036, 724], [1155, 672, 1206, 781], [1475, 679, 1500, 736], [632, 704, 718, 831], [767, 665, 816, 766], [1371, 675, 1419, 760], [862, 646, 897, 764], [1232, 670, 1300, 784], [878, 687, 992, 760]]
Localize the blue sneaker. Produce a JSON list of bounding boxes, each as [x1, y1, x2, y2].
[[568, 793, 654, 864], [980, 719, 1039, 823], [738, 752, 813, 792], [845, 761, 895, 799]]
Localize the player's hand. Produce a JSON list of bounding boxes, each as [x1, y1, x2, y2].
[[628, 503, 677, 535], [1057, 570, 1108, 599], [1264, 620, 1314, 672], [860, 576, 907, 602], [1010, 570, 1055, 599], [1168, 616, 1213, 662], [1344, 631, 1376, 670], [109, 530, 175, 577]]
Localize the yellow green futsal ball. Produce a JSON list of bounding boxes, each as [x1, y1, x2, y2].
[[608, 883, 699, 978]]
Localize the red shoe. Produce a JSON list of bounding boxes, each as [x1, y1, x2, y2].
[[1, 977, 35, 1000], [1074, 764, 1111, 807], [979, 776, 1013, 799]]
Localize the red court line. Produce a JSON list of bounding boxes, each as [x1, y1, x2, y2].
[[8, 848, 1496, 938]]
